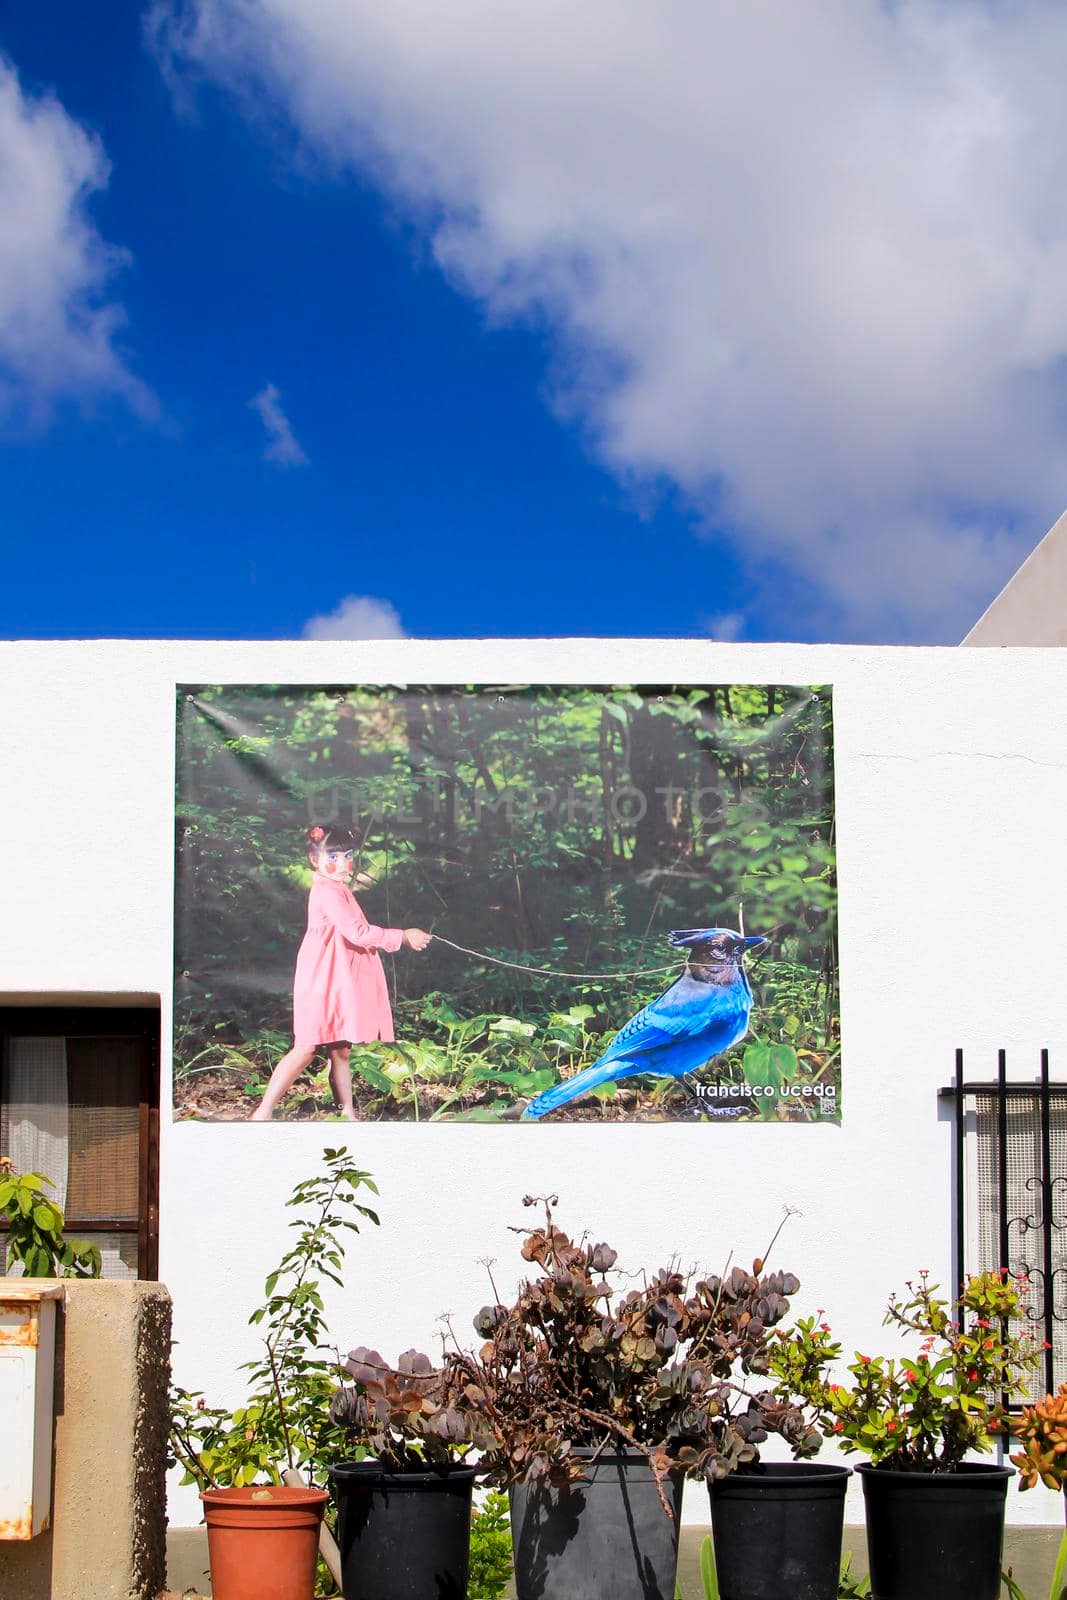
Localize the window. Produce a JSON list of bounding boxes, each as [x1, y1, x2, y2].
[[0, 1008, 159, 1280], [945, 1048, 1067, 1407]]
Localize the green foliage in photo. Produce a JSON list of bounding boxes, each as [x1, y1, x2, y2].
[[175, 684, 838, 1120]]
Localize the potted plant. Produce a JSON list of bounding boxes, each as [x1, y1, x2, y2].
[[329, 1344, 498, 1600], [462, 1198, 830, 1600], [1008, 1385, 1067, 1600], [686, 1273, 850, 1600], [1011, 1383, 1067, 1498], [772, 1269, 1041, 1600], [168, 1147, 381, 1600]]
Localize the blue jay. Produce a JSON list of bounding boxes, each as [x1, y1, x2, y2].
[[522, 928, 765, 1120]]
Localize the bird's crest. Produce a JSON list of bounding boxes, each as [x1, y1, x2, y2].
[[669, 926, 762, 950]]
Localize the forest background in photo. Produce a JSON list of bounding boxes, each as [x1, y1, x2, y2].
[[174, 685, 838, 1122]]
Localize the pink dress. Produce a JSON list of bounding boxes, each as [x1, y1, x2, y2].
[[292, 876, 404, 1048]]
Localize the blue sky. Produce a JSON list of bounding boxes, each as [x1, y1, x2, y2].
[[3, 1, 1066, 644]]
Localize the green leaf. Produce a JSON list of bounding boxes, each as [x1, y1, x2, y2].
[[700, 1534, 720, 1600], [351, 1060, 393, 1093], [488, 1017, 537, 1038], [742, 1041, 799, 1090]]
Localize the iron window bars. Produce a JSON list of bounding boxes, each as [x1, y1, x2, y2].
[[941, 1048, 1066, 1407]]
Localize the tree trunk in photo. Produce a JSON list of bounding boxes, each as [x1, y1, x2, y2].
[[630, 702, 681, 873], [403, 696, 437, 842]]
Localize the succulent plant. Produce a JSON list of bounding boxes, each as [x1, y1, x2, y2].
[[1011, 1384, 1067, 1491], [463, 1198, 819, 1504], [330, 1345, 500, 1469], [332, 1199, 819, 1502]]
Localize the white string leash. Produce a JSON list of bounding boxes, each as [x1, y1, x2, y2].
[[429, 933, 685, 983]]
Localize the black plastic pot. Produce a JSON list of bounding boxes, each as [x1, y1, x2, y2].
[[329, 1461, 476, 1600], [858, 1462, 1013, 1600], [707, 1461, 851, 1600], [509, 1450, 684, 1600]]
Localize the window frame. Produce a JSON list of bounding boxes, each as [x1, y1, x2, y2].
[[942, 1046, 1067, 1408], [0, 1006, 160, 1280]]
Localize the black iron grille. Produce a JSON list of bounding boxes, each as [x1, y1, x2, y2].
[[943, 1049, 1067, 1407]]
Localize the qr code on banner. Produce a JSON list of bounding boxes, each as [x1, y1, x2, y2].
[[820, 1098, 836, 1115]]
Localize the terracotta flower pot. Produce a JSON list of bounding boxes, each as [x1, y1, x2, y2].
[[201, 1484, 328, 1600]]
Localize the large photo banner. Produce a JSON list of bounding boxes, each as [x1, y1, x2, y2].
[[174, 685, 838, 1123]]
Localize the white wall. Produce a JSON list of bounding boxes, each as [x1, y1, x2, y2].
[[1, 638, 1065, 1528]]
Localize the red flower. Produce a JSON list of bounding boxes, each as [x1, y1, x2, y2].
[[858, 1355, 871, 1365], [309, 826, 325, 841], [820, 1323, 831, 1333], [983, 1339, 994, 1349], [967, 1368, 978, 1382], [834, 1422, 844, 1434], [886, 1422, 898, 1433]]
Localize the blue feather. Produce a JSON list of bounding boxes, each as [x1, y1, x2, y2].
[[523, 927, 761, 1120]]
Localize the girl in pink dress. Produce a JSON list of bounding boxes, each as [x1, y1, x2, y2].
[[250, 824, 432, 1120]]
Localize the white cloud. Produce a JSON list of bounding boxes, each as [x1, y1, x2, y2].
[[150, 0, 1067, 638], [705, 612, 746, 643], [0, 56, 151, 423], [302, 594, 407, 640], [248, 380, 308, 465]]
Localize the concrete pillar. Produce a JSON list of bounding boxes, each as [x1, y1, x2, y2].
[[0, 1278, 172, 1600]]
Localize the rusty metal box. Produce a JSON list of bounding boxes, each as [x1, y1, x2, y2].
[[0, 1283, 62, 1539]]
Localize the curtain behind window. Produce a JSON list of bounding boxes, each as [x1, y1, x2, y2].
[[6, 1036, 69, 1209], [975, 1092, 1067, 1404]]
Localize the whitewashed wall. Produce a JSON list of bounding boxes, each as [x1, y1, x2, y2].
[[1, 638, 1065, 1529]]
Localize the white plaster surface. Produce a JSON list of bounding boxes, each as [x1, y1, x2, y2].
[[1, 638, 1065, 1528]]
